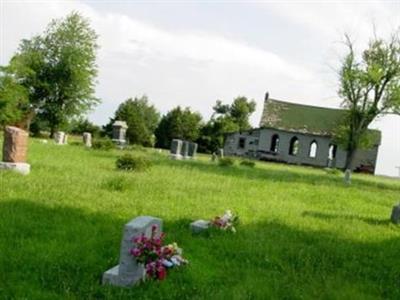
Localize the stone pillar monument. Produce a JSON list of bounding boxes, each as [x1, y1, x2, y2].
[[112, 121, 128, 145], [170, 139, 183, 159], [55, 131, 65, 145], [83, 132, 92, 147], [0, 126, 30, 175], [181, 141, 190, 159]]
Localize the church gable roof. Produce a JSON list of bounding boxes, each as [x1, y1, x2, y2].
[[260, 98, 346, 136], [259, 98, 381, 145]]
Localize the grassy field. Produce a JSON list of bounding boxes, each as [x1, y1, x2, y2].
[[1, 137, 400, 299]]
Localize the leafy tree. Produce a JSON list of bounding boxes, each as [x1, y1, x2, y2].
[[0, 69, 29, 127], [337, 33, 400, 175], [69, 117, 101, 137], [1, 12, 99, 136], [105, 96, 160, 146], [199, 96, 256, 153], [155, 106, 203, 149]]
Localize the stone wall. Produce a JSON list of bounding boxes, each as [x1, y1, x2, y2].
[[224, 128, 379, 173]]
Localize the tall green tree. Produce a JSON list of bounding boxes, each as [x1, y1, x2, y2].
[[105, 96, 160, 146], [199, 96, 256, 153], [0, 68, 29, 127], [337, 33, 400, 175], [2, 12, 99, 136], [155, 106, 203, 149]]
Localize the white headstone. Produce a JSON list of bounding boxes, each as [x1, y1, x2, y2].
[[55, 132, 65, 145], [170, 139, 183, 160], [83, 132, 92, 147], [102, 216, 163, 287]]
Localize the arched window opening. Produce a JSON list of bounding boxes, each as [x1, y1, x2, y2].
[[270, 134, 280, 153], [328, 144, 337, 160], [289, 137, 299, 156], [309, 141, 318, 158]]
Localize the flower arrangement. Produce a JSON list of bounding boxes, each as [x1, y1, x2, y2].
[[210, 210, 239, 233], [130, 225, 188, 281]]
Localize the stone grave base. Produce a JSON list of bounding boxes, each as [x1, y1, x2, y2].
[[0, 162, 30, 175], [170, 154, 183, 160], [190, 220, 210, 233], [103, 265, 145, 287]]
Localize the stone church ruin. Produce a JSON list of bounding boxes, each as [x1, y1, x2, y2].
[[224, 93, 381, 174]]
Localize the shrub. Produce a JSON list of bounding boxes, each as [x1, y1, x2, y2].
[[92, 138, 114, 151], [218, 157, 235, 167], [116, 154, 151, 171], [240, 159, 255, 168]]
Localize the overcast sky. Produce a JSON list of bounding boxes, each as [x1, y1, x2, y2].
[[1, 0, 399, 177]]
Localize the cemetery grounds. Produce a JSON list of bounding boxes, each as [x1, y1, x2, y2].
[[1, 136, 400, 299]]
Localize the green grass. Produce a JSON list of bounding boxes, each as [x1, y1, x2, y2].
[[1, 137, 400, 299]]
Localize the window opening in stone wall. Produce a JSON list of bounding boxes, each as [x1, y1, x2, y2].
[[289, 137, 299, 156], [309, 141, 318, 158], [238, 137, 246, 149], [270, 134, 280, 152]]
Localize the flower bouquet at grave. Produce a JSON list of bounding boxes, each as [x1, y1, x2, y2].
[[130, 225, 188, 281], [210, 210, 239, 233]]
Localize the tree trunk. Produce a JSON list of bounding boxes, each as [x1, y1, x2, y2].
[[344, 146, 356, 185], [50, 126, 56, 139]]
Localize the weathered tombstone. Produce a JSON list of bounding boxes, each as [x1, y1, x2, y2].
[[54, 131, 65, 145], [190, 220, 210, 233], [344, 169, 351, 185], [211, 152, 217, 162], [82, 132, 92, 148], [63, 134, 68, 145], [391, 204, 400, 224], [218, 148, 224, 159], [181, 141, 189, 159], [0, 126, 30, 175], [112, 121, 128, 145], [103, 216, 163, 287], [188, 142, 198, 159], [170, 139, 183, 160]]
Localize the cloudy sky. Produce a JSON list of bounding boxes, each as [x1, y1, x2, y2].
[[1, 0, 399, 177]]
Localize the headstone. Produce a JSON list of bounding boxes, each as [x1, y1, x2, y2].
[[190, 220, 210, 233], [170, 139, 182, 160], [391, 204, 400, 224], [218, 148, 224, 159], [211, 152, 217, 162], [181, 141, 189, 159], [103, 216, 163, 287], [188, 142, 198, 159], [63, 134, 68, 145], [0, 126, 30, 175], [54, 131, 65, 145], [112, 121, 128, 145], [83, 132, 92, 148], [344, 169, 351, 185]]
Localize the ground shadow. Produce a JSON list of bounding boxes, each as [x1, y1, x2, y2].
[[1, 199, 400, 299], [302, 210, 391, 225], [155, 156, 400, 192]]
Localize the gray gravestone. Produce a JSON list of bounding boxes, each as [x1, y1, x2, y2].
[[391, 204, 400, 224], [103, 216, 163, 287], [188, 142, 198, 159], [83, 132, 92, 148], [218, 148, 224, 159], [344, 169, 351, 185], [181, 141, 189, 159], [55, 132, 65, 145], [112, 121, 128, 145], [63, 134, 68, 145], [170, 139, 183, 160], [190, 220, 210, 233]]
